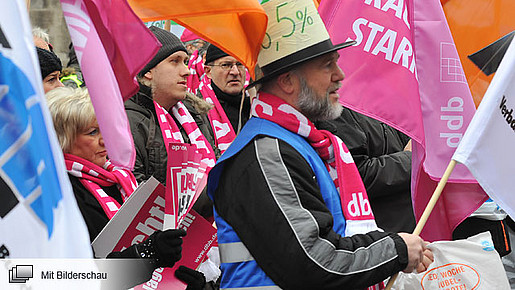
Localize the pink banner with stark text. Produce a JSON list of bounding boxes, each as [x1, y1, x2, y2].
[[320, 0, 487, 240]]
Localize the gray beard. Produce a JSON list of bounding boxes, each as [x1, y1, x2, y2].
[[296, 76, 342, 122]]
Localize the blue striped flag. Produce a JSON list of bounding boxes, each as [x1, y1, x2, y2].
[[0, 0, 92, 258]]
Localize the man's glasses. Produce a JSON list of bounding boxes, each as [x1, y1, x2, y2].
[[209, 62, 245, 71]]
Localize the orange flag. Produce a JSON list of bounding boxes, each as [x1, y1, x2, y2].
[[128, 0, 267, 79], [442, 0, 515, 106]]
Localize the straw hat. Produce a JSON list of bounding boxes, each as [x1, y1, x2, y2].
[[250, 0, 355, 87]]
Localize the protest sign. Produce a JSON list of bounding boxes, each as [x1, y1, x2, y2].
[[92, 176, 216, 289], [164, 143, 208, 230]]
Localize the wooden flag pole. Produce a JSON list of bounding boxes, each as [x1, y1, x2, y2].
[[26, 0, 31, 11], [164, 20, 171, 31], [385, 159, 458, 289]]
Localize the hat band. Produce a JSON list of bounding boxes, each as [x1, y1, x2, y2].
[[260, 39, 336, 77]]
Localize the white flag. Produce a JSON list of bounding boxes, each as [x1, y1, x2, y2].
[[0, 0, 92, 258], [453, 36, 515, 218]]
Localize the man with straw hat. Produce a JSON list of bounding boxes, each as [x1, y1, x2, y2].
[[207, 0, 433, 289]]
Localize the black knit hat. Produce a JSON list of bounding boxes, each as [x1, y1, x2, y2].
[[139, 26, 188, 77], [205, 44, 230, 64], [37, 47, 62, 79]]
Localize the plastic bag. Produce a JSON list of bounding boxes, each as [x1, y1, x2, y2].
[[391, 232, 510, 289]]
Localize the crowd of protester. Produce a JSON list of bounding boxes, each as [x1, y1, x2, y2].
[[32, 0, 514, 287]]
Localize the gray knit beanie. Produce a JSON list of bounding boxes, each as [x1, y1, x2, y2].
[[139, 26, 188, 77]]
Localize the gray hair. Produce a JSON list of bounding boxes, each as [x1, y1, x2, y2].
[[184, 39, 209, 56], [32, 27, 50, 43], [45, 87, 96, 152], [294, 70, 342, 121]]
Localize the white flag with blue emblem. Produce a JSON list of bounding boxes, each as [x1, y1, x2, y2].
[[453, 36, 515, 219], [0, 0, 92, 258]]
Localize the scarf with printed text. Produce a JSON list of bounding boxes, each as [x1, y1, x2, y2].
[[65, 154, 138, 219], [199, 77, 237, 153], [154, 101, 216, 170], [252, 93, 378, 236], [199, 66, 252, 153]]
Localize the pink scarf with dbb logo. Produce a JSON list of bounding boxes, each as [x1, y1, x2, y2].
[[252, 93, 378, 236]]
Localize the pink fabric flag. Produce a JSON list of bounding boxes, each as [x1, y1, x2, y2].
[[409, 0, 487, 241], [320, 0, 487, 241], [181, 28, 205, 43], [60, 0, 160, 169], [319, 0, 423, 144]]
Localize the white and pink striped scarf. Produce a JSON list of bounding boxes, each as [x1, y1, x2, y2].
[[199, 77, 236, 153], [65, 154, 137, 219], [198, 68, 252, 153], [154, 101, 216, 170], [252, 93, 378, 236]]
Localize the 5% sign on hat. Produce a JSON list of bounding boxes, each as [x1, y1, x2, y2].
[[259, 0, 331, 65]]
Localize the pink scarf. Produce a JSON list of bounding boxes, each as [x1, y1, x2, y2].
[[154, 101, 216, 169], [252, 93, 378, 236], [199, 77, 236, 153], [65, 154, 137, 219], [199, 67, 252, 153], [186, 50, 205, 94]]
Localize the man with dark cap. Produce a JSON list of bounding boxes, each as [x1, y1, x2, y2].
[[207, 0, 433, 289], [125, 26, 217, 186], [198, 44, 250, 153], [125, 26, 218, 289], [36, 47, 64, 93]]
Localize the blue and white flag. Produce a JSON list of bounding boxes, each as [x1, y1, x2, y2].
[[453, 36, 515, 219], [0, 0, 92, 258]]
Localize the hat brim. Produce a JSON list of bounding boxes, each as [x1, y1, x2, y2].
[[248, 40, 356, 89]]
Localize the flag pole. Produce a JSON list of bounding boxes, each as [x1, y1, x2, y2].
[[385, 159, 458, 289], [164, 20, 171, 31], [26, 0, 30, 10]]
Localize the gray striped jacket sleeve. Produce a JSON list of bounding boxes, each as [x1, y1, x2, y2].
[[214, 137, 408, 289]]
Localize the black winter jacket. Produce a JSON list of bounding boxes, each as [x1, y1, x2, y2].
[[213, 135, 409, 289], [125, 85, 219, 219]]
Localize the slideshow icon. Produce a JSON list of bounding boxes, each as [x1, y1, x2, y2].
[[8, 265, 33, 283]]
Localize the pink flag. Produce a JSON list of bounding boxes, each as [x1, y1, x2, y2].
[[319, 0, 423, 144], [60, 0, 160, 169], [180, 28, 205, 43], [320, 0, 487, 241]]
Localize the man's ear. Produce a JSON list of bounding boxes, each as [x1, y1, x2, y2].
[[276, 71, 297, 95], [204, 65, 212, 79], [144, 70, 153, 81]]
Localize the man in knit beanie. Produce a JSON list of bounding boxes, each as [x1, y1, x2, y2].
[[125, 25, 218, 289], [124, 28, 219, 287], [198, 44, 250, 152], [36, 47, 64, 93], [126, 26, 217, 183]]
